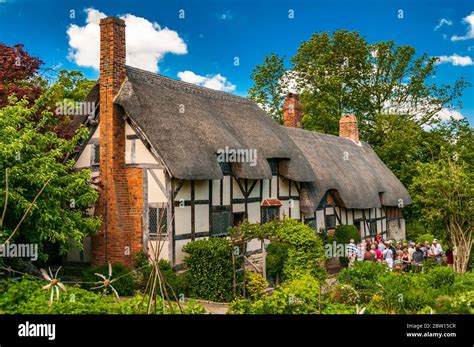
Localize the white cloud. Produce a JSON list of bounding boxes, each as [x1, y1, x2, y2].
[[434, 108, 464, 121], [177, 70, 236, 92], [67, 8, 187, 72], [436, 54, 473, 66], [451, 11, 474, 41], [434, 18, 452, 31]]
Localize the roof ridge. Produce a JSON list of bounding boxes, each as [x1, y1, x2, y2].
[[283, 126, 370, 146], [125, 65, 254, 105]]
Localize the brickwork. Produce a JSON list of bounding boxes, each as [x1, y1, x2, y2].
[[282, 93, 302, 128], [91, 17, 144, 267]]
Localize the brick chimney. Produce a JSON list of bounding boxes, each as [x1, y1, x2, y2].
[[282, 93, 302, 128], [339, 114, 360, 143], [93, 17, 144, 267]]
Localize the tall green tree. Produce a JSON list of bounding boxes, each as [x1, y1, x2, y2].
[[249, 30, 469, 139], [292, 30, 371, 135], [0, 87, 100, 260], [410, 156, 473, 273], [248, 53, 287, 124]]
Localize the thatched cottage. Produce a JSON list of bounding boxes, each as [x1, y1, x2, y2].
[[68, 17, 411, 267]]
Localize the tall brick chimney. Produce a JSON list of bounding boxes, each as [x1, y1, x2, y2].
[[93, 17, 144, 267], [282, 93, 302, 128], [339, 114, 360, 143]]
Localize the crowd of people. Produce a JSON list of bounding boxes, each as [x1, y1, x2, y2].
[[346, 231, 454, 272]]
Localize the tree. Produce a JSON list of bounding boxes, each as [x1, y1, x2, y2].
[[249, 31, 469, 139], [48, 69, 97, 139], [248, 53, 287, 123], [0, 43, 44, 108], [410, 157, 473, 273], [292, 30, 371, 135], [0, 87, 101, 261]]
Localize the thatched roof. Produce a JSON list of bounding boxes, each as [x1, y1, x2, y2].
[[114, 66, 316, 181], [285, 128, 412, 211], [77, 66, 411, 210]]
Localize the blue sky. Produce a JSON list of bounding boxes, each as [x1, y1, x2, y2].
[[0, 0, 473, 123]]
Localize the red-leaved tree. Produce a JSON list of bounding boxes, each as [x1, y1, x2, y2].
[[0, 43, 44, 107]]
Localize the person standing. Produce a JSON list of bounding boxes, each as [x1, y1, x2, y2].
[[446, 240, 454, 268], [408, 242, 415, 258], [347, 239, 358, 267], [401, 248, 412, 272], [375, 230, 383, 245], [383, 243, 394, 270], [421, 241, 430, 259], [431, 239, 444, 265], [374, 244, 383, 262], [412, 244, 424, 273]]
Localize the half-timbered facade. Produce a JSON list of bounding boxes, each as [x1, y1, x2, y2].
[[67, 17, 411, 267]]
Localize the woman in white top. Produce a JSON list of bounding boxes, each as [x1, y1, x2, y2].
[[383, 243, 394, 270]]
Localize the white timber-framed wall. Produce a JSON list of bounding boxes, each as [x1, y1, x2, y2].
[[69, 122, 407, 265]]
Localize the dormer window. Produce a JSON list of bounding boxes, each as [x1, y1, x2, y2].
[[219, 161, 232, 176], [267, 159, 279, 176]]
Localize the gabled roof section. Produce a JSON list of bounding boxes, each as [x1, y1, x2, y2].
[[113, 66, 316, 181], [285, 127, 412, 210]]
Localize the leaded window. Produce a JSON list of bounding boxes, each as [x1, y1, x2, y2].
[[149, 207, 167, 238], [92, 144, 100, 166], [325, 214, 336, 229], [261, 206, 279, 224], [211, 207, 231, 236]]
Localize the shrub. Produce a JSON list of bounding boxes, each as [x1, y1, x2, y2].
[[425, 266, 455, 289], [245, 271, 268, 300], [337, 261, 386, 302], [81, 263, 134, 296], [157, 259, 187, 298], [378, 273, 435, 313], [241, 219, 327, 282], [330, 283, 360, 305], [452, 272, 474, 293], [333, 224, 361, 245], [338, 257, 350, 268], [445, 291, 474, 314], [321, 302, 355, 314], [423, 257, 440, 272], [183, 237, 240, 302], [0, 276, 206, 314], [274, 219, 326, 280], [416, 233, 435, 245], [0, 276, 123, 314], [265, 241, 288, 285], [228, 274, 320, 314], [432, 291, 474, 314]]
